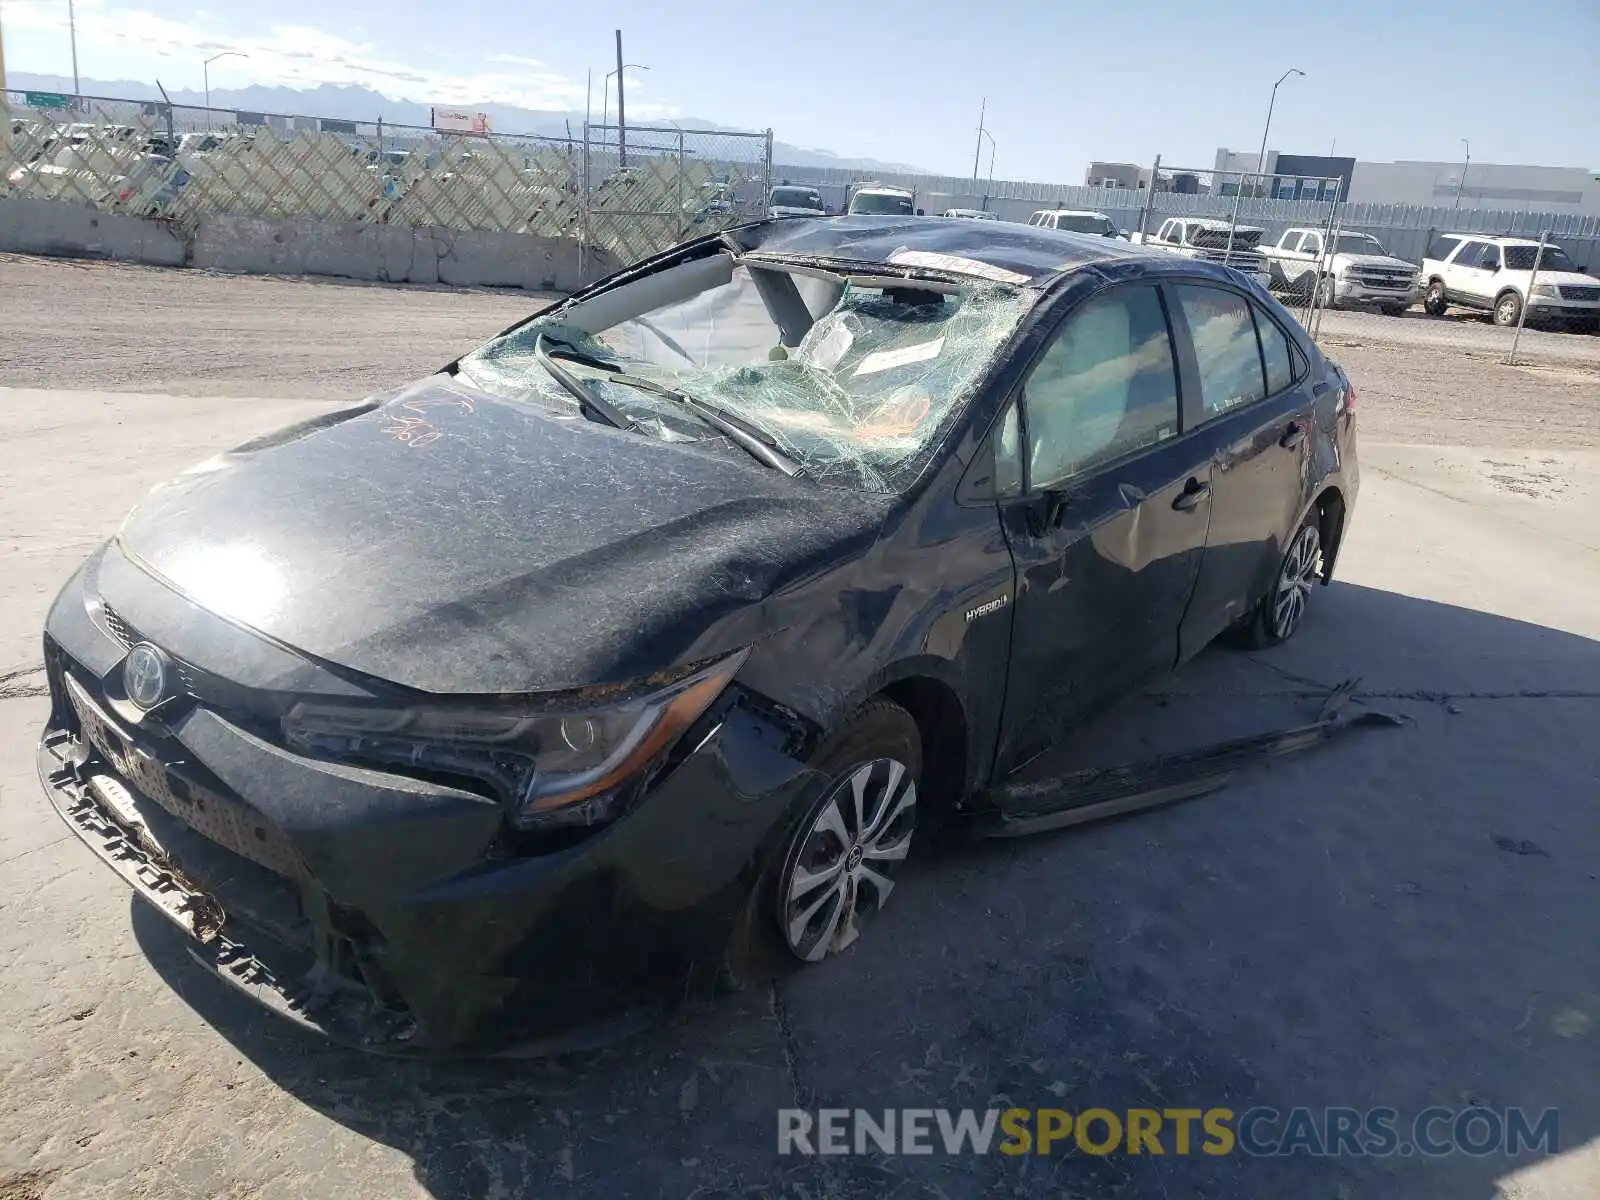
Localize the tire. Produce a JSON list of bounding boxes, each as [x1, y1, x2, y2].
[[723, 700, 922, 983], [1317, 275, 1339, 311], [1494, 290, 1523, 327], [1381, 304, 1409, 317], [1231, 516, 1325, 650], [1423, 279, 1448, 316]]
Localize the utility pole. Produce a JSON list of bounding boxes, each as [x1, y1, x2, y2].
[[68, 0, 80, 96], [972, 97, 986, 180], [1453, 138, 1470, 210], [1, 0, 9, 157], [615, 29, 627, 168]]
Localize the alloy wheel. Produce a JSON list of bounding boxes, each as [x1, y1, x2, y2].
[[780, 759, 917, 962], [1497, 295, 1520, 326], [1271, 524, 1322, 640]]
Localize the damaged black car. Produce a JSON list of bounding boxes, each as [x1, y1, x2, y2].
[[36, 216, 1358, 1055]]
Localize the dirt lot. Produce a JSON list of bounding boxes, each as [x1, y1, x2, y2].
[[1, 256, 1597, 1200]]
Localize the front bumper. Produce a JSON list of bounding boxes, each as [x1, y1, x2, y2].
[[1335, 279, 1420, 306], [1527, 296, 1600, 320], [36, 549, 818, 1056]]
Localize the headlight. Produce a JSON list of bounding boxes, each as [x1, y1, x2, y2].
[[1531, 284, 1560, 299], [282, 649, 748, 830]]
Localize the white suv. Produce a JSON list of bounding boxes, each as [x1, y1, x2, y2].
[[1028, 209, 1121, 238], [1420, 234, 1600, 330]]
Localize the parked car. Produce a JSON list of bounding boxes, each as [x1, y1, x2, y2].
[[1419, 234, 1600, 330], [1027, 209, 1120, 238], [36, 216, 1358, 1056], [1127, 217, 1272, 288], [943, 207, 998, 220], [769, 184, 827, 219], [847, 183, 917, 215], [1260, 228, 1420, 315]]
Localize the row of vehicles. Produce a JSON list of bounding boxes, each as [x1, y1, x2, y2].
[[778, 188, 1600, 330]]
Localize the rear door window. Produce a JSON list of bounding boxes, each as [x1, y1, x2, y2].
[[1174, 285, 1267, 419], [1253, 305, 1297, 396]]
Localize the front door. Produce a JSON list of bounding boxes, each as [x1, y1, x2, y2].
[[994, 282, 1213, 774], [1445, 239, 1494, 305], [1168, 281, 1318, 654]]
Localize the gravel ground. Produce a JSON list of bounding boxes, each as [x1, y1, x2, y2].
[[0, 255, 1596, 453], [1, 257, 1597, 1200]]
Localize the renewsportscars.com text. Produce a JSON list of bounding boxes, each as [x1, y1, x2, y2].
[[777, 1106, 1560, 1158]]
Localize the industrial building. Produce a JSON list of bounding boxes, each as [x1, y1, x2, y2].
[[1213, 148, 1600, 214]]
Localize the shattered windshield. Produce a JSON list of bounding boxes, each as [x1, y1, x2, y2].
[[457, 261, 1031, 491]]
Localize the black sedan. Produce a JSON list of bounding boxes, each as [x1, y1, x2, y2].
[[36, 216, 1359, 1055]]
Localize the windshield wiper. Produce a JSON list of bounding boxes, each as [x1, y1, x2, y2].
[[534, 334, 638, 432], [547, 357, 803, 477]]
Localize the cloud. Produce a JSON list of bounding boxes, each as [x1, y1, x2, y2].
[[4, 1, 678, 117]]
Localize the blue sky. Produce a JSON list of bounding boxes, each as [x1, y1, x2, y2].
[[5, 0, 1597, 181]]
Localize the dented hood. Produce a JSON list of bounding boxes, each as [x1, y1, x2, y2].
[[115, 379, 890, 694]]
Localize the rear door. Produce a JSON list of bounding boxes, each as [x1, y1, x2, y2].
[[1170, 282, 1318, 655], [992, 282, 1213, 773]]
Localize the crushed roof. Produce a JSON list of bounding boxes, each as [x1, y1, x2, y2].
[[733, 214, 1147, 285]]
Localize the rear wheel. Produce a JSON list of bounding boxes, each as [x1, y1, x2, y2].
[[1423, 279, 1448, 316], [1494, 290, 1523, 327], [1232, 518, 1324, 649]]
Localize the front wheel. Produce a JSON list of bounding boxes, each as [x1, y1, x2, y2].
[[1424, 279, 1448, 316], [1494, 291, 1523, 327], [771, 701, 921, 964], [1317, 275, 1339, 311]]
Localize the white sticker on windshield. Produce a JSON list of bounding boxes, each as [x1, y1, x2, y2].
[[808, 321, 855, 372], [853, 337, 946, 377], [886, 249, 1031, 285]]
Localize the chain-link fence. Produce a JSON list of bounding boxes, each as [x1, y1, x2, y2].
[[580, 122, 772, 269], [3, 94, 773, 277]]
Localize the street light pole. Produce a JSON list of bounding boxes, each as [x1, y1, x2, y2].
[[203, 51, 249, 129], [1454, 138, 1470, 210], [601, 61, 649, 158], [1227, 67, 1303, 253]]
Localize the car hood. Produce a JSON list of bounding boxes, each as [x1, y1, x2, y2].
[[114, 379, 892, 694], [1335, 253, 1416, 272]]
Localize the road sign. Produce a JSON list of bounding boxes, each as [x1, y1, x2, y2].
[[24, 91, 72, 110]]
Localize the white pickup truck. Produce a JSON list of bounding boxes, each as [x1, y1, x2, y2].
[[1126, 217, 1271, 288], [1260, 227, 1420, 315]]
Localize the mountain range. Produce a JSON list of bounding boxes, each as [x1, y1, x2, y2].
[[5, 72, 932, 174]]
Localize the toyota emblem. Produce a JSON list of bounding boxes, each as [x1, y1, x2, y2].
[[123, 643, 171, 709]]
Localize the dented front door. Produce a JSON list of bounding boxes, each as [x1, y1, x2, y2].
[[995, 439, 1212, 773]]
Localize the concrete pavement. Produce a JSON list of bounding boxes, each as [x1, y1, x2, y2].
[[1, 382, 1596, 1199]]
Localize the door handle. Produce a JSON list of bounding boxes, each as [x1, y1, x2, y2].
[[1280, 422, 1307, 450], [1172, 478, 1210, 512]]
